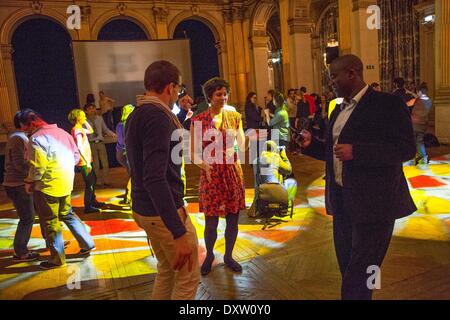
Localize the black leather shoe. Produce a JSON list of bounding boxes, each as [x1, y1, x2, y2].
[[93, 201, 106, 208], [201, 254, 215, 276], [224, 258, 243, 273], [84, 207, 100, 214]]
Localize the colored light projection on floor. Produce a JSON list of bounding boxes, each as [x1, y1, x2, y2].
[[307, 155, 450, 241], [1, 155, 449, 299], [0, 186, 314, 299]]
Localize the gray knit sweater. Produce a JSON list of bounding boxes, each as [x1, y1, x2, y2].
[[3, 131, 29, 187]]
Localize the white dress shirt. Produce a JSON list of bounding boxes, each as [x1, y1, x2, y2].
[[332, 84, 369, 186]]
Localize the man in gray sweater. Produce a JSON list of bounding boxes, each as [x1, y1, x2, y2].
[[3, 112, 39, 261]]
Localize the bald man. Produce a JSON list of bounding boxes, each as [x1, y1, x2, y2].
[[296, 54, 416, 300]]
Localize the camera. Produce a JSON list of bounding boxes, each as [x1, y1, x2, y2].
[[276, 145, 286, 154]]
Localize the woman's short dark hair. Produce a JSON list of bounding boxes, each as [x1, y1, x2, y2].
[[245, 92, 256, 106], [13, 111, 22, 129], [273, 91, 286, 109], [17, 108, 42, 126], [202, 77, 230, 101], [86, 93, 95, 104], [144, 60, 180, 94]]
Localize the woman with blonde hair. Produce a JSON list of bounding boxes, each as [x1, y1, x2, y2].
[[68, 109, 104, 213], [190, 77, 246, 275]]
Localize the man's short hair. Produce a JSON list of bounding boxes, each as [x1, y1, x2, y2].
[[13, 111, 22, 129], [86, 93, 95, 104], [202, 77, 230, 101], [17, 109, 42, 126], [393, 77, 405, 88], [418, 82, 428, 94], [300, 87, 307, 93], [144, 60, 180, 94], [68, 109, 85, 125], [83, 103, 96, 111], [288, 88, 296, 95]]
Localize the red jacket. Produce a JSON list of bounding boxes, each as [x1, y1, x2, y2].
[[304, 94, 316, 116]]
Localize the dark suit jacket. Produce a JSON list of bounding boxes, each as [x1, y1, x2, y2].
[[303, 87, 417, 224], [245, 103, 263, 129]]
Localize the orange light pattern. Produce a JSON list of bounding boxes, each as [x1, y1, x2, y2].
[[1, 155, 449, 299], [307, 156, 450, 241]]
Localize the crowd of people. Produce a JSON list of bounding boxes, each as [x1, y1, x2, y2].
[[2, 54, 434, 300]]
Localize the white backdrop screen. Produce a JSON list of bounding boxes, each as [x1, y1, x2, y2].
[[72, 40, 193, 107]]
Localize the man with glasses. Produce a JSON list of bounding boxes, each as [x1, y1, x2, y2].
[[125, 60, 199, 300], [175, 84, 195, 130]]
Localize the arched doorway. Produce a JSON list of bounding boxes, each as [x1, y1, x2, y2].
[[250, 1, 282, 108], [97, 18, 149, 40], [12, 18, 77, 132], [267, 11, 283, 92], [173, 19, 219, 99], [97, 18, 149, 168], [317, 3, 339, 92]]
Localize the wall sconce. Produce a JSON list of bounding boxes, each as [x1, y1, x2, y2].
[[423, 14, 435, 24]]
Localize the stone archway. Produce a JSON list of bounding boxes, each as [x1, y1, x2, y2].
[[0, 8, 79, 128], [249, 0, 279, 107], [168, 12, 225, 43], [315, 2, 339, 92], [169, 12, 226, 87], [1, 8, 79, 44], [11, 17, 77, 132], [173, 19, 220, 99], [91, 10, 156, 40], [98, 18, 149, 40]]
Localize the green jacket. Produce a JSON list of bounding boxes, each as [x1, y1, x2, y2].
[[269, 106, 290, 142]]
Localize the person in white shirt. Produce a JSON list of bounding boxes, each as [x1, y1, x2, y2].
[[19, 109, 95, 270], [99, 91, 115, 130], [84, 103, 116, 186], [69, 109, 106, 214]]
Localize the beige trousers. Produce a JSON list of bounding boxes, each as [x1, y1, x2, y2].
[[90, 141, 109, 185], [133, 209, 200, 300]]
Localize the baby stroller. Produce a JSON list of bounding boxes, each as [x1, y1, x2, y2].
[[250, 141, 297, 230]]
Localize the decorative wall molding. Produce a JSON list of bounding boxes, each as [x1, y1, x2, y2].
[[30, 1, 43, 14]]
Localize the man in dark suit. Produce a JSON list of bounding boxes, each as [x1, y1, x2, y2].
[[296, 55, 417, 300]]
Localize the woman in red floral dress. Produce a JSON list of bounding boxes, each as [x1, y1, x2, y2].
[[190, 77, 246, 275]]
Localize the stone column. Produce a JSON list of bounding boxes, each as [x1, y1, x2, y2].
[[215, 41, 228, 82], [338, 0, 352, 55], [242, 8, 253, 94], [223, 8, 238, 107], [311, 34, 323, 94], [434, 0, 450, 143], [78, 5, 92, 40], [338, 0, 380, 83], [278, 0, 291, 92], [231, 4, 248, 112], [288, 18, 314, 91], [250, 36, 271, 108], [415, 1, 435, 99], [350, 0, 380, 84], [153, 6, 169, 39], [0, 44, 18, 136]]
